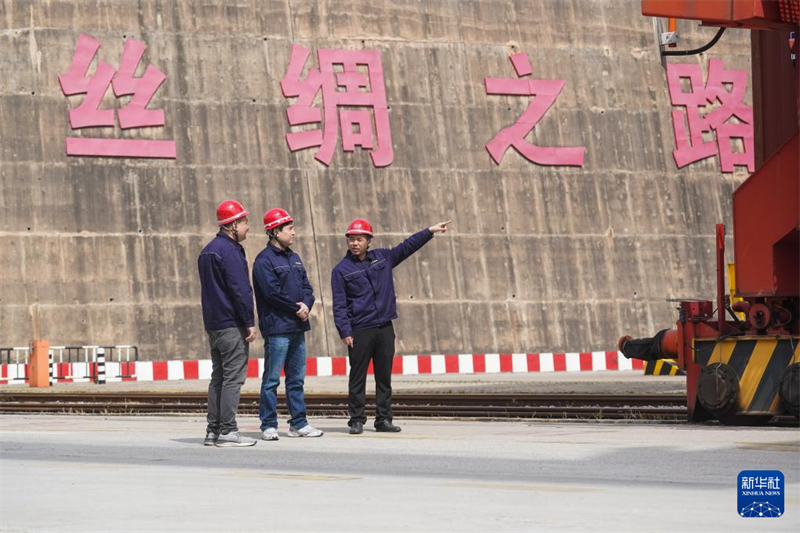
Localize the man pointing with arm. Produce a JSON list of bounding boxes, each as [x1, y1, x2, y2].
[[331, 218, 451, 435]]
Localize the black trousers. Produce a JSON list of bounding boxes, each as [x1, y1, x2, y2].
[[347, 323, 395, 426]]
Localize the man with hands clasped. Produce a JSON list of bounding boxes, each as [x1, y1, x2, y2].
[[253, 208, 323, 440]]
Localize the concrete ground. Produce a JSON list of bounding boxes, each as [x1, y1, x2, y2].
[[1, 414, 798, 532], [1, 370, 686, 395]]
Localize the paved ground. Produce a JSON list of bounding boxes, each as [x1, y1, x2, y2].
[[1, 371, 686, 395], [1, 414, 798, 532]]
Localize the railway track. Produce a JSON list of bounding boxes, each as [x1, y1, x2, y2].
[[0, 392, 689, 421]]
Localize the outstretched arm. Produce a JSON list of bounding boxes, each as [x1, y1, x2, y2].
[[388, 220, 452, 267]]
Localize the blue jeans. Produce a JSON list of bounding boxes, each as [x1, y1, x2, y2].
[[259, 332, 308, 430]]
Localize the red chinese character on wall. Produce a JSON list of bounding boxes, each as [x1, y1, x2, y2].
[[484, 53, 585, 166], [667, 60, 754, 172], [59, 34, 176, 159], [281, 44, 393, 167]]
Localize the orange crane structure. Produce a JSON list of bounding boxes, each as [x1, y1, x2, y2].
[[620, 0, 799, 423]]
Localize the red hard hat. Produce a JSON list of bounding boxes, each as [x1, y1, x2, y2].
[[216, 200, 249, 226], [346, 218, 373, 237], [264, 208, 294, 231]]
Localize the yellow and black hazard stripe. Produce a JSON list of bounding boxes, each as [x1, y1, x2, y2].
[[694, 337, 800, 414], [644, 359, 685, 376]]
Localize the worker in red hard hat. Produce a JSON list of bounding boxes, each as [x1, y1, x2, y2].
[[215, 200, 250, 242], [253, 208, 323, 440], [331, 217, 451, 435], [197, 200, 257, 447]]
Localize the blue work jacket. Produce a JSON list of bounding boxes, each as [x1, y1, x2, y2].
[[253, 243, 315, 336], [197, 232, 255, 331], [331, 228, 433, 338]]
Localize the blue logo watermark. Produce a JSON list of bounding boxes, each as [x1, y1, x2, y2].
[[738, 470, 784, 518]]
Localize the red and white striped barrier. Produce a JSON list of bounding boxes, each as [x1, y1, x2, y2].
[[0, 351, 644, 385]]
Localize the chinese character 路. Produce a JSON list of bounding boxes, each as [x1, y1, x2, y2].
[[667, 60, 753, 173]]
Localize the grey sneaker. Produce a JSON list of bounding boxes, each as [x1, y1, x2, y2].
[[262, 427, 279, 441], [215, 431, 257, 447], [204, 431, 218, 446], [288, 424, 324, 438]]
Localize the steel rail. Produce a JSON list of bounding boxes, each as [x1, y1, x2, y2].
[[2, 394, 794, 425], [0, 392, 688, 404], [0, 392, 688, 420]]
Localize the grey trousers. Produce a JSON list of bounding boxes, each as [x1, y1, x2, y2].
[[206, 327, 249, 435]]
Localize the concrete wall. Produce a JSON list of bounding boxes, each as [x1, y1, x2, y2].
[[0, 0, 752, 359]]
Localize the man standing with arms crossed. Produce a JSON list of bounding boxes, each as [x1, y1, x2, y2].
[[253, 208, 323, 440], [198, 200, 258, 447], [331, 218, 451, 434]]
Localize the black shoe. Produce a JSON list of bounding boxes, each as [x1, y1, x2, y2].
[[349, 422, 363, 435], [375, 421, 401, 433]]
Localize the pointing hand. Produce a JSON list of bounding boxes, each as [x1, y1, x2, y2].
[[429, 220, 452, 234]]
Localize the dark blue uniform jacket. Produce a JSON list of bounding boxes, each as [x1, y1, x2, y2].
[[331, 228, 433, 338], [198, 232, 255, 331], [253, 243, 315, 336]]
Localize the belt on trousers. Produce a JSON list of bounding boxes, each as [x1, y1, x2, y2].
[[358, 322, 392, 331]]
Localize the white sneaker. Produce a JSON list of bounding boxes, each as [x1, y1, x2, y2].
[[262, 427, 279, 441], [288, 425, 324, 438], [215, 432, 257, 447], [204, 431, 218, 446]]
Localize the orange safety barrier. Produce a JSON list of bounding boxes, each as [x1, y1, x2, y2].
[[28, 340, 50, 388]]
